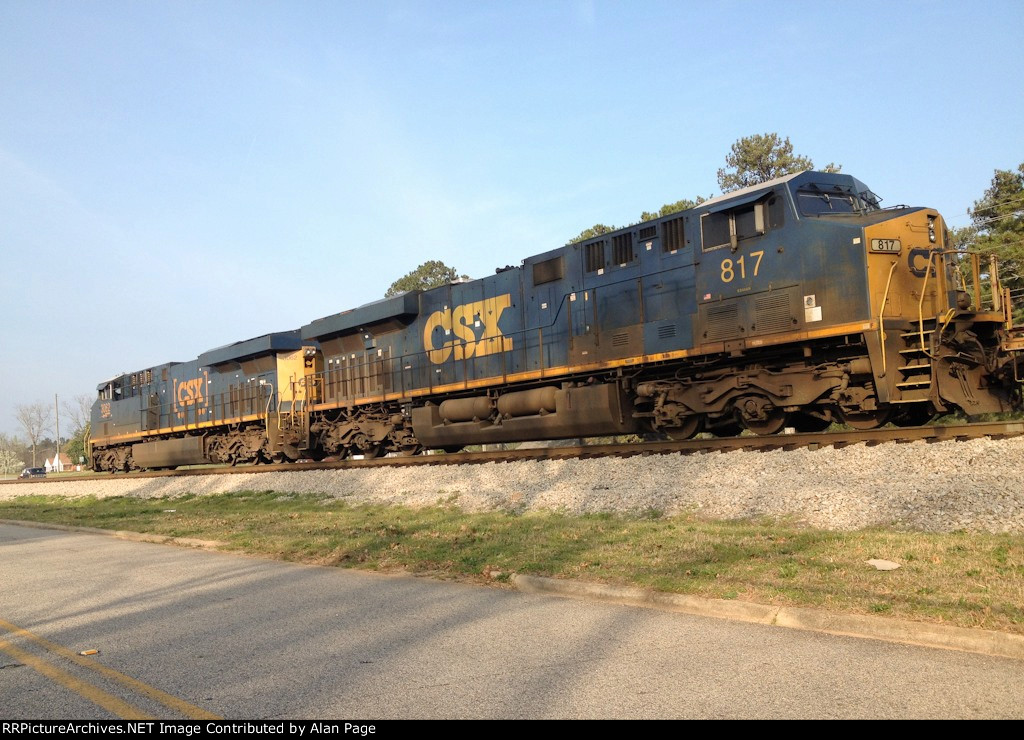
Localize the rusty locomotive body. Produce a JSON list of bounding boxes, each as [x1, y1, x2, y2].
[[90, 171, 1024, 470]]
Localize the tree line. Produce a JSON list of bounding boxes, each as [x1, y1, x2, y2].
[[954, 163, 1024, 321]]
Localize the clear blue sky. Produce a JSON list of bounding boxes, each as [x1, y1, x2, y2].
[[1, 0, 1022, 437]]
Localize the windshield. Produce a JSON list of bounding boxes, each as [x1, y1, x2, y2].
[[797, 183, 882, 216]]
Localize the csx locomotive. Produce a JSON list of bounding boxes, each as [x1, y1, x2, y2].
[[90, 170, 1024, 470]]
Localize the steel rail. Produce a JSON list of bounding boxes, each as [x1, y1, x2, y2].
[[4, 420, 1023, 486]]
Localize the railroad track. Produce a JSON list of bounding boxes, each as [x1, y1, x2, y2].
[[5, 420, 1023, 486]]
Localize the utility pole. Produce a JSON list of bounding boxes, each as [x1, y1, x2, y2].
[[55, 393, 60, 473]]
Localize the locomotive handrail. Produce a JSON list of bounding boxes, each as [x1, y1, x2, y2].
[[991, 255, 1002, 315], [916, 250, 948, 359], [313, 294, 576, 407], [921, 250, 958, 360], [878, 259, 899, 376], [916, 249, 1007, 358], [265, 387, 276, 444]]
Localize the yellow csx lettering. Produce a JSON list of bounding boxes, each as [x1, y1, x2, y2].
[[176, 378, 205, 407], [423, 294, 513, 364]]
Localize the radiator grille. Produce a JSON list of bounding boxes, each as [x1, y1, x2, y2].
[[705, 303, 740, 340], [754, 293, 793, 334], [657, 324, 677, 340]]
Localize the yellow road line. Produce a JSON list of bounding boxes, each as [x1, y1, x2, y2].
[[0, 619, 220, 720], [0, 635, 152, 719]]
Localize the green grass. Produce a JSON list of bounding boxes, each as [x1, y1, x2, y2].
[[2, 490, 1022, 634]]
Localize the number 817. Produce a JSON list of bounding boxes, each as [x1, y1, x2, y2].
[[720, 250, 764, 283]]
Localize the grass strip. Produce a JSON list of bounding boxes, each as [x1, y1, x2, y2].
[[2, 490, 1022, 634]]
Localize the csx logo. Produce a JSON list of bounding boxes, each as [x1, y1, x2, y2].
[[423, 294, 513, 364], [174, 373, 209, 411], [908, 248, 938, 278]]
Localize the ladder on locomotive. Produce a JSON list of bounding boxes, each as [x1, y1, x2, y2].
[[894, 323, 936, 406]]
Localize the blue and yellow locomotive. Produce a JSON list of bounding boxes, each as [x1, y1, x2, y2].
[[90, 171, 1024, 470]]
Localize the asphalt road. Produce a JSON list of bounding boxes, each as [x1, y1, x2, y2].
[[1, 522, 1022, 719]]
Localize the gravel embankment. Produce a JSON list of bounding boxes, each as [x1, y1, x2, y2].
[[4, 437, 1024, 533]]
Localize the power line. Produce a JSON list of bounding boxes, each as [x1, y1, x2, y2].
[[943, 194, 1024, 225]]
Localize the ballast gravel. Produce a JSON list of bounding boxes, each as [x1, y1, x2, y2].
[[5, 437, 1024, 533]]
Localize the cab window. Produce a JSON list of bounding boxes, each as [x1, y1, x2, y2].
[[701, 194, 783, 251], [796, 184, 881, 216]]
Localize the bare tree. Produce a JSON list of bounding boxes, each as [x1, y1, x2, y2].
[[63, 393, 94, 468], [63, 393, 94, 434], [15, 402, 53, 467]]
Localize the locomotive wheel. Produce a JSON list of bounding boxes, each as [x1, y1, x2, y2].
[[347, 433, 382, 459], [742, 409, 788, 436], [891, 404, 935, 428], [662, 415, 702, 441], [399, 444, 422, 457], [354, 443, 385, 459], [840, 409, 890, 430]]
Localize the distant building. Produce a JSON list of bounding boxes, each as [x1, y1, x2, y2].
[[44, 453, 73, 473]]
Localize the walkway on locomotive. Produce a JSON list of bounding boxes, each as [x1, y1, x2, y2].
[[301, 171, 904, 410]]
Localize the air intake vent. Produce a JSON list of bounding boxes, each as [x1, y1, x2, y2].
[[611, 332, 630, 347], [754, 293, 793, 334], [662, 216, 685, 252], [585, 240, 605, 273], [657, 324, 677, 339], [533, 256, 564, 285], [706, 303, 740, 341], [613, 233, 634, 265]]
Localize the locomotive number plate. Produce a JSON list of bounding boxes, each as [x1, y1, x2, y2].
[[870, 238, 902, 253]]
